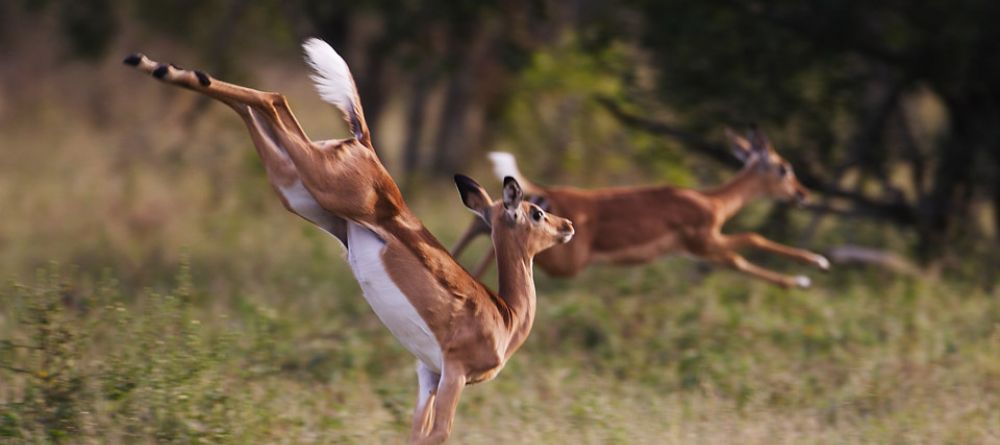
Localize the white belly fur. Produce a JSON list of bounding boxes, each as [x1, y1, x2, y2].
[[346, 222, 443, 373]]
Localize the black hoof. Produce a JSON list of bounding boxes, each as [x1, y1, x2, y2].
[[152, 64, 169, 79], [194, 70, 211, 86], [122, 53, 143, 66]]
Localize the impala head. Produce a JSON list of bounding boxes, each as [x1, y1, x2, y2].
[[726, 126, 810, 204], [455, 175, 574, 256]]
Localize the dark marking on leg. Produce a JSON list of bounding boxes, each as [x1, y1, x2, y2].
[[152, 64, 169, 79], [122, 53, 143, 66], [169, 63, 184, 71], [194, 70, 211, 86]]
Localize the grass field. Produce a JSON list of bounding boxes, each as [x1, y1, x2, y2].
[[1, 46, 999, 444]]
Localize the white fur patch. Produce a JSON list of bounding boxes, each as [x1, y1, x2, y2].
[[277, 181, 343, 245], [816, 255, 831, 271], [346, 222, 443, 373], [302, 38, 358, 120], [488, 151, 527, 185], [795, 275, 812, 289]]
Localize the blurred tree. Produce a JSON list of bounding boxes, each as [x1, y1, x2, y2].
[[12, 0, 998, 258], [610, 0, 1000, 258]]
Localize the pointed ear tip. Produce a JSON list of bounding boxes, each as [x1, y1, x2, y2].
[[454, 174, 476, 186]]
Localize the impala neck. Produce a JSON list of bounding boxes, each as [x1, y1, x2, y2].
[[704, 163, 768, 221], [492, 231, 536, 354]]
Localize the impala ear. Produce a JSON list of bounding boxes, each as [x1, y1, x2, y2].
[[747, 124, 774, 165], [455, 175, 493, 221], [725, 127, 752, 163], [502, 176, 523, 215]]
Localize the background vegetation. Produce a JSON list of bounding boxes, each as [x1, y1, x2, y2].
[[0, 1, 997, 443]]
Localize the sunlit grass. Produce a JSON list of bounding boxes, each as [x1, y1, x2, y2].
[[2, 260, 998, 443]]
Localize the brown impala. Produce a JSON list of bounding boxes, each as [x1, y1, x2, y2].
[[125, 39, 573, 444], [452, 129, 829, 289]]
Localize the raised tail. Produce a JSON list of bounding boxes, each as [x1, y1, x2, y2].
[[302, 38, 372, 149], [487, 152, 540, 194]]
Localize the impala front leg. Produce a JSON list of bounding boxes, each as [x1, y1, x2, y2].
[[451, 217, 490, 258], [725, 232, 829, 271], [451, 210, 496, 278], [470, 246, 496, 278], [413, 364, 466, 445], [410, 362, 440, 442]]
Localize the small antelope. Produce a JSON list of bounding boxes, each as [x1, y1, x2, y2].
[[125, 39, 573, 444], [452, 129, 829, 288]]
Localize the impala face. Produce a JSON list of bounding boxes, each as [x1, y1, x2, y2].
[[456, 175, 574, 256], [727, 128, 811, 205], [758, 153, 810, 205]]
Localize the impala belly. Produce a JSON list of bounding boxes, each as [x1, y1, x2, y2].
[[346, 222, 443, 373], [591, 232, 682, 264]]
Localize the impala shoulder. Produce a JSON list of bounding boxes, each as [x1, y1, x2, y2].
[[446, 336, 505, 384]]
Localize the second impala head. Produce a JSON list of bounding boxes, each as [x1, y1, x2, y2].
[[455, 175, 574, 255], [726, 127, 811, 205]]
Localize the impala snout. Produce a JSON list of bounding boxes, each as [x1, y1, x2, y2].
[[793, 185, 810, 206], [557, 220, 575, 244]]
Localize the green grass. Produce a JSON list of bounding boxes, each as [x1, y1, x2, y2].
[[2, 256, 998, 443]]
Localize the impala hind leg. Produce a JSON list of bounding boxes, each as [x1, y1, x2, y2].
[[124, 53, 310, 170], [410, 362, 441, 442], [127, 53, 383, 222], [125, 54, 349, 243], [125, 54, 290, 114], [718, 252, 812, 289], [125, 54, 314, 156], [725, 232, 829, 271]]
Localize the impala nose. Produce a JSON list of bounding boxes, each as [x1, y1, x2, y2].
[[794, 189, 808, 206], [558, 221, 575, 243]]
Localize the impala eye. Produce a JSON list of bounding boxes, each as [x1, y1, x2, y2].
[[778, 164, 789, 176], [531, 208, 544, 222]]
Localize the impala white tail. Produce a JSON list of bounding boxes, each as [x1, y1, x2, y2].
[[302, 38, 371, 146], [488, 152, 538, 193]]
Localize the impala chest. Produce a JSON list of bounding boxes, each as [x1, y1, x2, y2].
[[346, 222, 444, 373]]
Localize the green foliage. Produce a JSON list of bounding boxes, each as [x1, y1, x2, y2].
[[0, 265, 257, 443], [2, 261, 997, 443], [0, 269, 89, 442], [498, 35, 696, 186]]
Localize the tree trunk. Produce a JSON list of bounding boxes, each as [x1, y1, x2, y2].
[[431, 63, 476, 174], [430, 23, 495, 175], [917, 96, 981, 258], [402, 69, 434, 188]]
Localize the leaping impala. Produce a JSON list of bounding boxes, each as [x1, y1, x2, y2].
[[124, 39, 573, 445], [452, 128, 829, 289]]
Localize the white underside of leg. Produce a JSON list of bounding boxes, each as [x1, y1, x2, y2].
[[278, 181, 344, 245]]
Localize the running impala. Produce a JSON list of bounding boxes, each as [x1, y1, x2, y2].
[[452, 129, 829, 289], [125, 39, 573, 444]]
